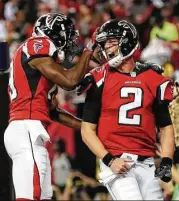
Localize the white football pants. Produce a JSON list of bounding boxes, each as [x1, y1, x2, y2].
[[4, 120, 52, 200], [99, 154, 163, 200]]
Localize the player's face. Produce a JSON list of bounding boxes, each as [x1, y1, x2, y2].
[[104, 39, 119, 59]]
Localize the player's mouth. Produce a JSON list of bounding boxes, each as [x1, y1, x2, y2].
[[106, 51, 116, 59]]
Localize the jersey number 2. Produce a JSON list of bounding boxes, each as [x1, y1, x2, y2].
[[119, 87, 143, 126]]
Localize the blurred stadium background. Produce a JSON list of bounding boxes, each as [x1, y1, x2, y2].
[[0, 0, 179, 200]]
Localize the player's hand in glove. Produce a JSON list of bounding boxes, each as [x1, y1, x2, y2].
[[76, 74, 96, 96], [155, 157, 172, 183], [135, 62, 164, 74], [83, 28, 99, 52], [145, 62, 164, 74]]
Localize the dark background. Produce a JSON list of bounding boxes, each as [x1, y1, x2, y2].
[[0, 73, 12, 200]]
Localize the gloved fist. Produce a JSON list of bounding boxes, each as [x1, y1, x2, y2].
[[83, 28, 99, 52], [155, 157, 172, 183], [135, 62, 164, 74], [76, 74, 95, 96], [145, 62, 164, 74]]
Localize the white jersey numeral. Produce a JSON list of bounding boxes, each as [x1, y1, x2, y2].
[[9, 62, 17, 101], [119, 87, 143, 126]]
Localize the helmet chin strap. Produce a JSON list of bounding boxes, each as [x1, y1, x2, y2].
[[108, 43, 139, 68]]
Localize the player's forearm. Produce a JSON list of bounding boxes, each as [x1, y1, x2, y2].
[[58, 112, 81, 129], [66, 51, 92, 86], [59, 112, 81, 130], [29, 53, 91, 90], [50, 108, 81, 129], [160, 125, 175, 159], [81, 122, 108, 159]]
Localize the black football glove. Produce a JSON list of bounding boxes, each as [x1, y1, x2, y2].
[[145, 62, 164, 74], [76, 74, 96, 96], [135, 62, 164, 74], [155, 157, 172, 183]]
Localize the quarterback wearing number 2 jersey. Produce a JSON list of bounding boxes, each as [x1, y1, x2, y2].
[[81, 19, 174, 200], [84, 63, 173, 156]]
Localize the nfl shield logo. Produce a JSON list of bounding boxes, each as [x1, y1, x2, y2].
[[130, 72, 136, 77]]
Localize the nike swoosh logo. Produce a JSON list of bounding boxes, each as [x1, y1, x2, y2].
[[149, 164, 154, 167]]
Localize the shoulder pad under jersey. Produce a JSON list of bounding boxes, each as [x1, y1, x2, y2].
[[22, 36, 57, 61]]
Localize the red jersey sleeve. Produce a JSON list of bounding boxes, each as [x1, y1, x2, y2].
[[76, 65, 107, 95], [89, 64, 107, 87], [22, 37, 57, 62], [158, 79, 173, 101], [148, 70, 174, 102]]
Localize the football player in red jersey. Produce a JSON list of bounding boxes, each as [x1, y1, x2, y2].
[[4, 13, 97, 200], [80, 20, 175, 200]]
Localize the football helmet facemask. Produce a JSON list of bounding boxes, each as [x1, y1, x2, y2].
[[96, 19, 139, 67], [33, 13, 79, 61]]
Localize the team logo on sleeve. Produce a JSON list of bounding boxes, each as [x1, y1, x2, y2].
[[95, 67, 102, 72], [33, 43, 43, 53]]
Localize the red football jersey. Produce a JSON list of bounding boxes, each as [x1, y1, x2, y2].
[[8, 36, 58, 124], [90, 64, 173, 156]]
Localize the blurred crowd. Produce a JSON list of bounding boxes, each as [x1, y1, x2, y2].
[[1, 0, 179, 200]]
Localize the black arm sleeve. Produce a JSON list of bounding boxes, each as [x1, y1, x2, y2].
[[153, 100, 172, 128], [82, 83, 103, 124]]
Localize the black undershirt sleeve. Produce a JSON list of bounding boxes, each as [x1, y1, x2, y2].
[[153, 100, 172, 128], [82, 83, 103, 124]]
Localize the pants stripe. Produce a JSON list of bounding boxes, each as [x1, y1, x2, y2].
[[28, 132, 41, 200], [106, 183, 118, 200]]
